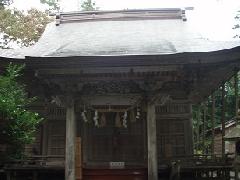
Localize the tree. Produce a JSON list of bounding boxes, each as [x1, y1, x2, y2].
[[40, 0, 59, 11], [81, 0, 97, 11], [192, 72, 240, 154], [0, 8, 52, 48], [233, 10, 240, 38], [0, 0, 13, 7], [0, 63, 43, 159]]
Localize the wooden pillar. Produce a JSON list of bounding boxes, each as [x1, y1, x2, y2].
[[196, 105, 200, 151], [33, 171, 38, 180], [221, 84, 226, 157], [211, 94, 216, 156], [203, 103, 206, 154], [65, 96, 76, 180], [42, 102, 49, 156], [235, 71, 239, 122], [42, 121, 48, 155], [6, 172, 11, 180], [189, 104, 194, 154], [147, 102, 158, 180], [75, 137, 82, 180]]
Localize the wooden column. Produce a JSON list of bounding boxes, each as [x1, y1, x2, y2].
[[75, 137, 82, 180], [235, 71, 239, 122], [211, 94, 215, 155], [147, 102, 158, 180], [65, 96, 76, 180], [189, 104, 194, 154], [221, 84, 226, 157], [42, 102, 49, 155], [6, 172, 11, 180], [203, 103, 206, 154], [196, 105, 201, 151], [41, 121, 48, 155]]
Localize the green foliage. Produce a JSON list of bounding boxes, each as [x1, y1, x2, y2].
[[81, 0, 97, 11], [193, 73, 240, 154], [0, 63, 43, 159], [233, 10, 240, 38], [0, 0, 13, 7], [0, 8, 52, 48], [40, 0, 59, 11]]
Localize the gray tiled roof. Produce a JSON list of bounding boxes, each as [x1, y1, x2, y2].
[[0, 49, 26, 59], [1, 9, 240, 58], [26, 19, 240, 57], [225, 125, 240, 141]]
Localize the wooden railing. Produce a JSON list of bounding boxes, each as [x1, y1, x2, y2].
[[159, 154, 235, 179], [3, 155, 65, 168]]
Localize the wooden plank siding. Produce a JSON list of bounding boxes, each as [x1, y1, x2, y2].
[[4, 100, 193, 162], [47, 121, 65, 156], [214, 128, 236, 156], [0, 99, 194, 178], [23, 105, 66, 164], [156, 101, 192, 165]]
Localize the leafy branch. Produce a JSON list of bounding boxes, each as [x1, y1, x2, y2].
[[0, 63, 43, 159]]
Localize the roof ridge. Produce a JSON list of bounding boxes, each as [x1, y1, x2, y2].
[[56, 8, 187, 25]]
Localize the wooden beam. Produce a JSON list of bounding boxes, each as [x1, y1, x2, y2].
[[36, 66, 179, 75], [221, 84, 226, 157], [211, 94, 215, 156], [147, 102, 158, 180], [65, 96, 76, 180]]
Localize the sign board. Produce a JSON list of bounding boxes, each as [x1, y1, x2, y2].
[[109, 162, 125, 169]]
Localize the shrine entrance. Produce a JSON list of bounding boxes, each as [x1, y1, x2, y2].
[[78, 107, 148, 180], [85, 111, 146, 166]]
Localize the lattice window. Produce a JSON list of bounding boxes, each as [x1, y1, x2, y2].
[[156, 104, 189, 114], [47, 107, 66, 120], [48, 121, 65, 155], [157, 119, 186, 158]]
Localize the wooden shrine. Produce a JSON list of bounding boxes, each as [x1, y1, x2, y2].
[[0, 8, 240, 180]]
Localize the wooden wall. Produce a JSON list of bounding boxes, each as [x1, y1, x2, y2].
[[24, 104, 66, 160], [0, 99, 194, 169], [156, 100, 193, 165], [43, 106, 66, 158], [214, 127, 236, 156]]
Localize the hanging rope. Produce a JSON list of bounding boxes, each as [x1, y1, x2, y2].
[[79, 97, 143, 127]]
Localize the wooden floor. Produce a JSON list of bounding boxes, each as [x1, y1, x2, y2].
[[83, 168, 147, 180]]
